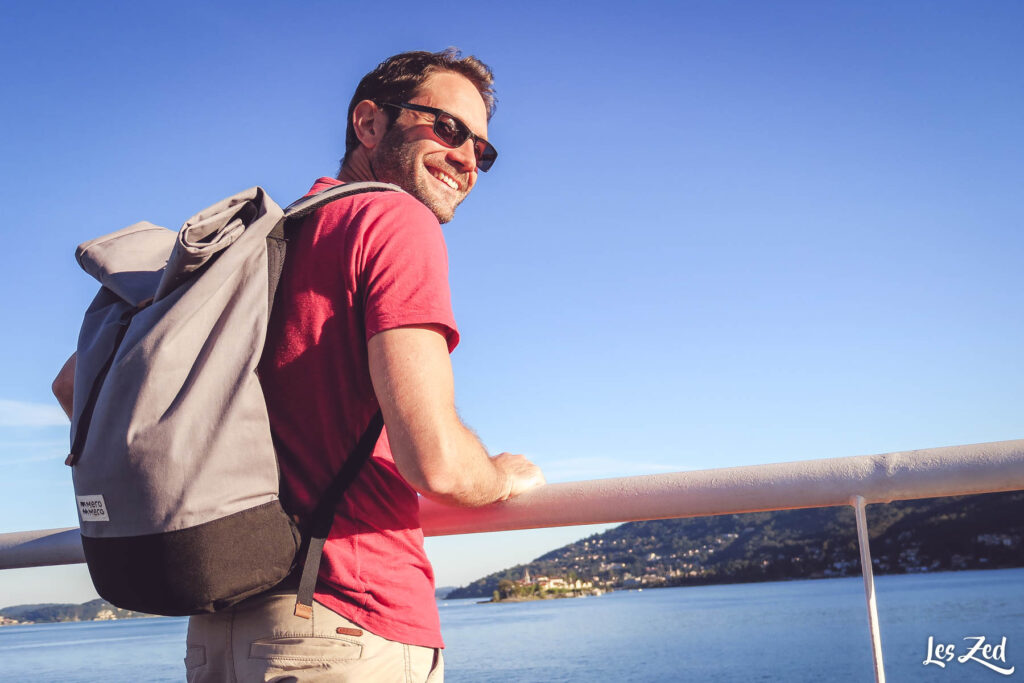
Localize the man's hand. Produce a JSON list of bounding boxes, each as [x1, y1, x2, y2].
[[491, 452, 546, 501]]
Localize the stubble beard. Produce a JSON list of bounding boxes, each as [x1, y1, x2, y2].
[[372, 127, 464, 224]]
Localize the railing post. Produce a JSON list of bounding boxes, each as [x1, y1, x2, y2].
[[853, 495, 886, 683]]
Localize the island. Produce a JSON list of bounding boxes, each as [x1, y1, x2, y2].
[[485, 567, 606, 602]]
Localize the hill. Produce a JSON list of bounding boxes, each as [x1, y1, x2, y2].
[[0, 599, 150, 624], [447, 490, 1024, 599]]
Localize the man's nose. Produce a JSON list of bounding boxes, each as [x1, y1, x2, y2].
[[448, 138, 478, 173]]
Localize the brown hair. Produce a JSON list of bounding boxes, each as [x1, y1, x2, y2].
[[341, 48, 496, 166]]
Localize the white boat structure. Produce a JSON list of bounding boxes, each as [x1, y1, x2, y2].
[[3, 438, 1023, 683]]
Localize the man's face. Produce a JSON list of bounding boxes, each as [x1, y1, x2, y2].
[[371, 71, 489, 223]]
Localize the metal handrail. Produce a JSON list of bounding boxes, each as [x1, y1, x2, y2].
[[418, 437, 1024, 536], [3, 437, 1023, 683]]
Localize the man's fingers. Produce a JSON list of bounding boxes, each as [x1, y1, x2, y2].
[[491, 453, 545, 499]]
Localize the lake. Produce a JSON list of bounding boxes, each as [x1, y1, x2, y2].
[[1, 568, 1021, 681]]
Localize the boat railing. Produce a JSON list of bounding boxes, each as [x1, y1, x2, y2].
[[3, 438, 1024, 683]]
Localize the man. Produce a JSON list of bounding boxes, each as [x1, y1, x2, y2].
[[55, 49, 545, 682]]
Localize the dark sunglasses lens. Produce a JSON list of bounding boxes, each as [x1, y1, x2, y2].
[[475, 142, 497, 172], [434, 114, 469, 147]]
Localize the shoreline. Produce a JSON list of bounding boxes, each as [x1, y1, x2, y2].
[[451, 565, 1024, 603]]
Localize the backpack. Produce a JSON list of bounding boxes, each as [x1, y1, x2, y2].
[[66, 181, 400, 618]]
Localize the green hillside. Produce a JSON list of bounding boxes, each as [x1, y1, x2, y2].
[[447, 490, 1024, 599]]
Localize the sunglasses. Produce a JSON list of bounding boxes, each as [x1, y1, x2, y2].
[[380, 102, 498, 172]]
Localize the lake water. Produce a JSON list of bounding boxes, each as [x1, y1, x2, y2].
[[1, 569, 1021, 681]]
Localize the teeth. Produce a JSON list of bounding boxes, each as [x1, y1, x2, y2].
[[430, 167, 459, 190]]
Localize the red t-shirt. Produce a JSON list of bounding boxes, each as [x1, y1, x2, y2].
[[259, 177, 458, 648]]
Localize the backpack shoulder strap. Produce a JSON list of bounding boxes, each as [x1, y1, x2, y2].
[[281, 181, 404, 220], [262, 181, 401, 618], [265, 181, 403, 316], [293, 410, 384, 618]]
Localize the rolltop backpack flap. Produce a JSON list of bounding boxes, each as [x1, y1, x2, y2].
[[68, 186, 301, 616], [76, 221, 177, 307], [155, 187, 279, 302]]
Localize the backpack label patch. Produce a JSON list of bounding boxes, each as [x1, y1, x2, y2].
[[77, 495, 110, 522]]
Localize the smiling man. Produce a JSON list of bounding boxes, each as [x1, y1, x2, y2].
[[181, 50, 545, 683]]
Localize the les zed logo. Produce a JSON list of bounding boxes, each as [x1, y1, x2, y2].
[[923, 635, 1015, 676]]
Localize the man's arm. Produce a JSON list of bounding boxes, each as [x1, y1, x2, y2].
[[53, 353, 76, 419], [367, 324, 545, 507]]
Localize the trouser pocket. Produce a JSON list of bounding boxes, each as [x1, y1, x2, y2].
[[250, 635, 363, 663]]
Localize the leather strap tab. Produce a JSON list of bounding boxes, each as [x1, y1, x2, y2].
[[336, 627, 363, 637]]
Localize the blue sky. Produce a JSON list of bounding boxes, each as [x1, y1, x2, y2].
[[1, 1, 1022, 604]]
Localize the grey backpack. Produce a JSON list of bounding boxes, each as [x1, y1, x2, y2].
[[67, 182, 398, 617]]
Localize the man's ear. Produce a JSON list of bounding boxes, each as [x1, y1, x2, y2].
[[351, 100, 389, 151]]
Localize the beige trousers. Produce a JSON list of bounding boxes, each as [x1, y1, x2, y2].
[[185, 591, 443, 682]]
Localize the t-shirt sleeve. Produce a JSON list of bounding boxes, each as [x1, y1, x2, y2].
[[355, 195, 460, 352]]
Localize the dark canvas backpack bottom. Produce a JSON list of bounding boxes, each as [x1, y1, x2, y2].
[[81, 500, 301, 616]]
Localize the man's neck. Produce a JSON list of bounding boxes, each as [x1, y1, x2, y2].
[[337, 152, 376, 184]]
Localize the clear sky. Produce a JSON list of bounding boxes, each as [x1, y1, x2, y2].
[[1, 1, 1022, 605]]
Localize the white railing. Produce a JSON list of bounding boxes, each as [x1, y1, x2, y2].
[[418, 438, 1024, 535], [3, 438, 1024, 682]]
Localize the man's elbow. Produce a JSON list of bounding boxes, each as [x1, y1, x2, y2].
[[52, 373, 70, 400], [410, 461, 468, 500], [399, 448, 494, 507], [52, 355, 76, 419]]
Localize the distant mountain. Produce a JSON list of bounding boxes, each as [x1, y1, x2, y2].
[[435, 585, 457, 599], [0, 599, 150, 624], [447, 491, 1024, 599]]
